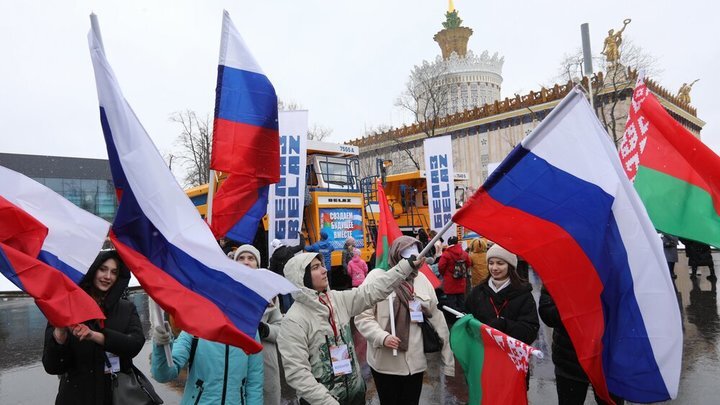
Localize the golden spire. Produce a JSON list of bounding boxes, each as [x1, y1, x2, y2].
[[448, 0, 455, 12]]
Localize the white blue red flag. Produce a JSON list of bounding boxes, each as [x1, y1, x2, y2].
[[209, 11, 280, 242], [0, 165, 107, 325], [88, 22, 295, 353], [453, 88, 682, 403]]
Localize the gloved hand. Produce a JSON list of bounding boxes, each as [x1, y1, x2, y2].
[[258, 322, 269, 339], [152, 325, 171, 345]]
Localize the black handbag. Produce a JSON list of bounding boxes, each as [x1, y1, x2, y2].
[[420, 318, 443, 353], [105, 355, 163, 405]]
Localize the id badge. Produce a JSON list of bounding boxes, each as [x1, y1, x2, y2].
[[329, 344, 352, 376], [409, 299, 424, 323], [104, 352, 120, 374]]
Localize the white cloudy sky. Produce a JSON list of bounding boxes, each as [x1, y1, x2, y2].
[[2, 0, 718, 167]]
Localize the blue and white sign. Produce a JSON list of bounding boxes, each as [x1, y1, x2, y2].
[[268, 111, 308, 254], [423, 135, 456, 239]]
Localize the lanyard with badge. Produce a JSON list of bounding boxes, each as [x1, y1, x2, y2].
[[319, 293, 352, 376]]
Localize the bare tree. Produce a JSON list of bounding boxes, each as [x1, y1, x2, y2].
[[308, 123, 332, 141], [278, 99, 333, 141], [394, 59, 451, 169], [554, 39, 660, 146], [170, 110, 212, 187]]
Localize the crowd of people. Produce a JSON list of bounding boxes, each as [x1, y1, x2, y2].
[[41, 229, 711, 404]]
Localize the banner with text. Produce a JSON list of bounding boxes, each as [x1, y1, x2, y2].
[[268, 111, 308, 255], [319, 207, 365, 249], [423, 135, 457, 239]]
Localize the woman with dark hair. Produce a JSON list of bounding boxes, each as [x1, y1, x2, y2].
[[43, 250, 145, 405], [465, 244, 539, 345]]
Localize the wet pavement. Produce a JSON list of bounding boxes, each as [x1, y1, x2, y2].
[[0, 252, 718, 404]]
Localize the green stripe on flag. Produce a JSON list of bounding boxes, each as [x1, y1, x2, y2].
[[450, 315, 484, 404], [376, 236, 390, 270], [636, 165, 720, 247]]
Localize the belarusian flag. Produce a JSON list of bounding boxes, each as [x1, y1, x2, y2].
[[619, 78, 720, 247], [450, 314, 542, 405], [375, 179, 441, 287], [375, 179, 403, 270]]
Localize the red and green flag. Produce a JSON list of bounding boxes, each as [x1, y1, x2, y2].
[[619, 78, 720, 247], [375, 179, 441, 287], [450, 314, 542, 405]]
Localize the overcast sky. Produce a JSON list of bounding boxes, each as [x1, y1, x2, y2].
[[2, 0, 718, 169]]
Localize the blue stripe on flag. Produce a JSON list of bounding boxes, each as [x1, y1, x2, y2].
[[487, 147, 669, 401], [0, 245, 25, 291], [38, 250, 85, 284], [215, 65, 278, 130]]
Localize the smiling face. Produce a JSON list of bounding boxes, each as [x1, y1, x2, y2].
[[236, 252, 259, 269], [93, 258, 119, 293], [488, 257, 509, 281], [309, 257, 328, 291]]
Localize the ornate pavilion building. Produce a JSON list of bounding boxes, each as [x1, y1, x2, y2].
[[348, 9, 705, 193]]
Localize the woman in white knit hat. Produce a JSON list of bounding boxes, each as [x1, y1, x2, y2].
[[465, 243, 539, 345], [234, 244, 284, 405]]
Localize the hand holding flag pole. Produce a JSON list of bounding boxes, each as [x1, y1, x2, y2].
[[443, 305, 544, 360], [418, 220, 456, 258]]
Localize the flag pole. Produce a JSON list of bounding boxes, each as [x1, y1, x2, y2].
[[442, 305, 544, 359], [419, 220, 455, 258], [89, 13, 173, 365], [206, 169, 217, 225], [388, 295, 398, 357]]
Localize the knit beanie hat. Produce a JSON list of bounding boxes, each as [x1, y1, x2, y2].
[[233, 244, 261, 266], [487, 244, 518, 269]]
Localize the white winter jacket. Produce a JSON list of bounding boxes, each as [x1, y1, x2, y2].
[[277, 253, 415, 405], [355, 271, 455, 377]]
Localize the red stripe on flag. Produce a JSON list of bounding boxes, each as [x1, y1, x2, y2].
[[1, 243, 105, 326], [0, 197, 104, 327], [211, 118, 280, 180], [376, 180, 441, 287], [454, 190, 611, 403], [210, 174, 262, 238], [479, 324, 529, 405], [111, 232, 262, 353], [0, 196, 47, 257], [639, 94, 720, 214]]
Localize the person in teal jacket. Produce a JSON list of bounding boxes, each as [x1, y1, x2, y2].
[[151, 329, 263, 405]]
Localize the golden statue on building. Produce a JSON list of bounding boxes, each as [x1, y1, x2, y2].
[[601, 19, 631, 65], [678, 79, 699, 105]]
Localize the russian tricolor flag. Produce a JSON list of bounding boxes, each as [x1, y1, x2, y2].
[[209, 11, 280, 242], [0, 165, 108, 326], [454, 88, 682, 403], [88, 20, 295, 353]]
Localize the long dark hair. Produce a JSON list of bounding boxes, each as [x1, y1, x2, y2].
[[79, 250, 126, 306]]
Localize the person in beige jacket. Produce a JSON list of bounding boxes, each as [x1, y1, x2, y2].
[[234, 244, 283, 405], [278, 252, 423, 405], [355, 236, 454, 404]]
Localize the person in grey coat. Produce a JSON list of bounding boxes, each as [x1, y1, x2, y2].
[[661, 233, 679, 279]]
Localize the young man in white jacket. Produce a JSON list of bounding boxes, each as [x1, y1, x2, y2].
[[277, 252, 424, 405]]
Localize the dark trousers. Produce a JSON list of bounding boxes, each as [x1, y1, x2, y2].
[[442, 293, 465, 327], [556, 374, 624, 405], [371, 369, 424, 405]]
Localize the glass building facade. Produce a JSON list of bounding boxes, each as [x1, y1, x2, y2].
[[0, 153, 118, 221]]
